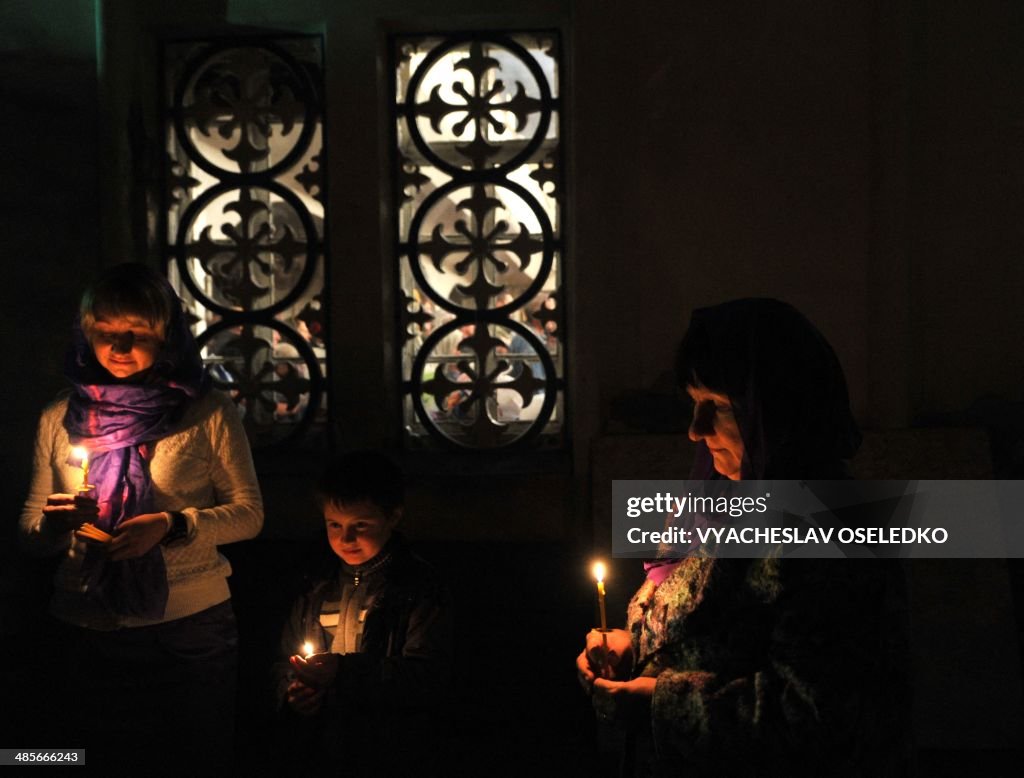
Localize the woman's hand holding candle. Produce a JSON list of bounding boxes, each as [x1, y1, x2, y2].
[[578, 625, 652, 726], [578, 560, 632, 693], [44, 447, 99, 535], [71, 446, 92, 493], [577, 628, 633, 692], [42, 493, 98, 534]]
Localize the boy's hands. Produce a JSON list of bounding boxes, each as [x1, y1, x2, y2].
[[286, 653, 338, 717], [286, 679, 326, 716], [290, 652, 339, 688]]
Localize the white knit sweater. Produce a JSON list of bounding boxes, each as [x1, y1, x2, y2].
[[20, 389, 264, 630]]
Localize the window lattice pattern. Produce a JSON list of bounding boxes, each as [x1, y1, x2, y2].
[[394, 32, 565, 450], [162, 37, 327, 449]]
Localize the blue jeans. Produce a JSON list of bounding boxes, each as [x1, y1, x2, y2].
[[57, 600, 239, 776]]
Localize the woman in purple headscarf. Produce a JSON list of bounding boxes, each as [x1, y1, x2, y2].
[[576, 300, 909, 777], [20, 264, 263, 772]]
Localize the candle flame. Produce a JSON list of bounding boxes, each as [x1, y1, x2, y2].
[[72, 446, 88, 467], [302, 641, 314, 657], [592, 561, 606, 583]]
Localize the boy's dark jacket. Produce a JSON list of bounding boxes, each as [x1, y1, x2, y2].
[[273, 533, 452, 776]]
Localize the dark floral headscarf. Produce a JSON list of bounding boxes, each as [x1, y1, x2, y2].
[[676, 298, 861, 479]]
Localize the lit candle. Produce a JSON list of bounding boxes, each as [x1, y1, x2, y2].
[[592, 561, 608, 632], [71, 446, 92, 493], [302, 641, 314, 658]]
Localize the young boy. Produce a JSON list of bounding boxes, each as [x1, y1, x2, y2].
[[275, 451, 452, 775]]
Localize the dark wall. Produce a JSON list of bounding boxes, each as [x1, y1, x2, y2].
[[0, 0, 100, 635], [0, 1, 100, 509], [7, 0, 1017, 536], [576, 0, 874, 424], [908, 0, 1024, 414]]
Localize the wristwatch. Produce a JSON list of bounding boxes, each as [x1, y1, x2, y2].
[[162, 511, 190, 545]]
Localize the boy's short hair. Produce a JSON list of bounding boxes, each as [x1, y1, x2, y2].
[[80, 263, 177, 336], [316, 451, 405, 516]]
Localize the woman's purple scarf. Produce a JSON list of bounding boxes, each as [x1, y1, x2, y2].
[[63, 284, 208, 620]]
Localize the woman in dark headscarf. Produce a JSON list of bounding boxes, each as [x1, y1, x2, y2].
[[678, 298, 861, 480], [577, 299, 909, 777], [20, 264, 263, 773]]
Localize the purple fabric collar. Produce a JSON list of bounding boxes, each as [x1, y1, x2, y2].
[[644, 558, 684, 586]]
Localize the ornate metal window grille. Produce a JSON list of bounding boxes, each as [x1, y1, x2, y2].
[[393, 32, 565, 450], [162, 36, 327, 449]]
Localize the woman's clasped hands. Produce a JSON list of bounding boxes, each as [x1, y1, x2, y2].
[[46, 494, 175, 560], [104, 513, 176, 560], [576, 628, 654, 725]]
